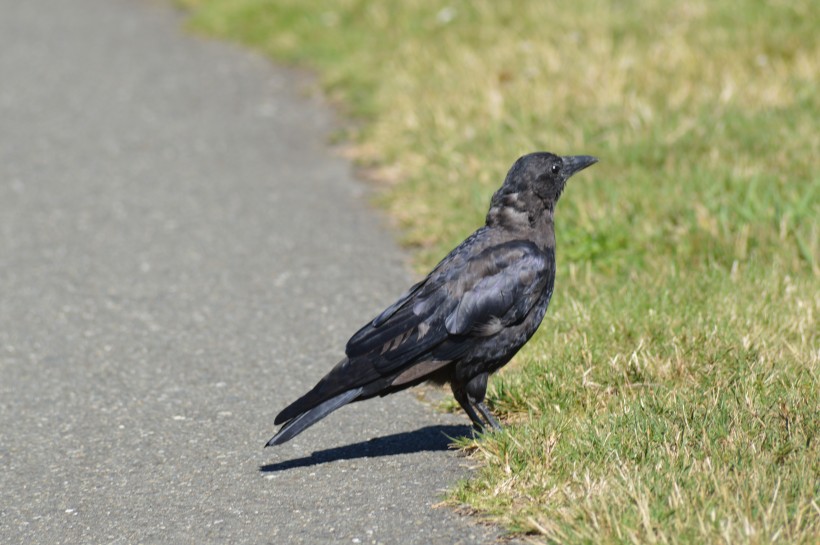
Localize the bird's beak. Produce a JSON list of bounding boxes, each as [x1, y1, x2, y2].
[[562, 155, 598, 177]]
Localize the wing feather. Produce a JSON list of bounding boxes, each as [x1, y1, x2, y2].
[[348, 239, 549, 373], [444, 249, 548, 336]]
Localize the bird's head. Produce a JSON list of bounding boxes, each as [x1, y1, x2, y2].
[[487, 152, 598, 227]]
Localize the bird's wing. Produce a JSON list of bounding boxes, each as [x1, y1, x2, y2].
[[444, 242, 551, 336], [344, 272, 451, 364], [346, 239, 550, 374], [370, 278, 427, 327]]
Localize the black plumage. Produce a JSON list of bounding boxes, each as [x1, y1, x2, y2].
[[267, 152, 597, 446]]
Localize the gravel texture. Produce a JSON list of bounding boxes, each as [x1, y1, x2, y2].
[[0, 1, 508, 543]]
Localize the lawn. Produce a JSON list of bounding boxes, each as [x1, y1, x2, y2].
[[180, 1, 819, 542]]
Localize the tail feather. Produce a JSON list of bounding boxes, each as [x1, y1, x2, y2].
[[266, 387, 363, 447], [274, 357, 380, 425]]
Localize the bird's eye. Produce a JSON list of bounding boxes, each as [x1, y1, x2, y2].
[[550, 163, 561, 175]]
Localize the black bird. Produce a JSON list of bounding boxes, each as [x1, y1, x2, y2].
[[267, 152, 597, 446]]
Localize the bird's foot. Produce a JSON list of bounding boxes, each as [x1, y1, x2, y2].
[[476, 401, 502, 431]]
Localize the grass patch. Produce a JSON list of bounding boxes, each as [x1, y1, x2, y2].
[[180, 1, 819, 542]]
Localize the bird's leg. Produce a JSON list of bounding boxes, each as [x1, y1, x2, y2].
[[454, 373, 503, 433], [453, 388, 487, 431], [465, 372, 502, 431], [475, 401, 502, 431]]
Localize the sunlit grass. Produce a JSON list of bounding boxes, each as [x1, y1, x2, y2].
[[181, 0, 819, 542]]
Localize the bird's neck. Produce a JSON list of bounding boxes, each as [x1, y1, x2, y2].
[[485, 191, 555, 248]]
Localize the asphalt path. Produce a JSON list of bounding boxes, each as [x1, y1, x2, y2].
[[0, 1, 507, 543]]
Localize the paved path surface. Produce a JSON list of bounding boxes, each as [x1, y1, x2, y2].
[[0, 1, 507, 543]]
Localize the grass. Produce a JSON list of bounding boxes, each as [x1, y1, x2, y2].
[[179, 1, 819, 542]]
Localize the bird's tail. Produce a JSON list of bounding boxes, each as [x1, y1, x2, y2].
[[265, 387, 363, 447]]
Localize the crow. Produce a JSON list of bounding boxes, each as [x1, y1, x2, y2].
[[267, 152, 597, 446]]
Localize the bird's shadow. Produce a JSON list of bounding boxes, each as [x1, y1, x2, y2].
[[259, 424, 472, 473]]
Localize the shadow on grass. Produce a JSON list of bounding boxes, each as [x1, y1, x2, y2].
[[259, 424, 472, 473]]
